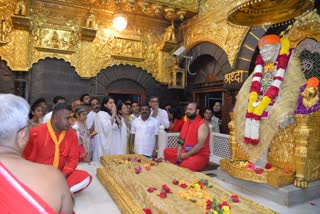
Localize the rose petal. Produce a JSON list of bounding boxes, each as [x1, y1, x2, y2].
[[180, 183, 188, 188], [143, 208, 152, 214], [135, 167, 142, 174], [265, 163, 272, 169], [254, 168, 264, 174], [172, 179, 179, 185], [162, 184, 172, 193], [147, 187, 157, 193], [284, 168, 290, 173], [159, 192, 167, 198], [231, 194, 240, 202], [245, 163, 256, 170], [150, 162, 156, 166]]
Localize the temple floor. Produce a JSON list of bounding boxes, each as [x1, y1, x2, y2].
[[74, 162, 320, 214]]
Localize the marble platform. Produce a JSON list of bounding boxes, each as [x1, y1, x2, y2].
[[215, 167, 320, 207]]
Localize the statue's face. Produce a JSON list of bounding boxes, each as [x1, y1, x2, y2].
[[259, 44, 280, 63]]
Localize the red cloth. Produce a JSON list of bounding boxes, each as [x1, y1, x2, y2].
[[23, 123, 92, 192], [164, 115, 210, 171], [170, 119, 185, 132], [0, 162, 58, 213], [23, 123, 79, 176]]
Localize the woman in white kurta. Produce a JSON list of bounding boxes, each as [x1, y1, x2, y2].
[[93, 97, 127, 162], [110, 103, 129, 155]]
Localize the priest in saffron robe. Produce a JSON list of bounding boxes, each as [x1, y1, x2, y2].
[[23, 103, 92, 193], [0, 94, 73, 213], [164, 102, 210, 171]]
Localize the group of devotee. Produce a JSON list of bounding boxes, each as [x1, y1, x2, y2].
[[0, 91, 222, 212]]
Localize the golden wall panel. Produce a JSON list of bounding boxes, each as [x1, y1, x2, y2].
[[26, 0, 168, 81], [12, 30, 29, 71], [182, 0, 249, 67], [0, 0, 16, 68]]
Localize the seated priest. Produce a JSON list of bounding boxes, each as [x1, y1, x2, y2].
[[164, 102, 210, 171], [0, 94, 73, 213], [234, 34, 305, 167], [23, 103, 92, 193]]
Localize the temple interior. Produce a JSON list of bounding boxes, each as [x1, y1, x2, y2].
[[1, 0, 320, 214]]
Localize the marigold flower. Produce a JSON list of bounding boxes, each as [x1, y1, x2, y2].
[[222, 205, 230, 214], [144, 165, 151, 170]]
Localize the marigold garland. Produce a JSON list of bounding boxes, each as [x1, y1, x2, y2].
[[244, 37, 291, 145]]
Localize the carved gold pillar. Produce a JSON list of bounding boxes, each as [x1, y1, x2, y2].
[[228, 112, 237, 159], [11, 30, 29, 71], [294, 114, 310, 188]]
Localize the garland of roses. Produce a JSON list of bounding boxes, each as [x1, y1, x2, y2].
[[244, 37, 291, 145]]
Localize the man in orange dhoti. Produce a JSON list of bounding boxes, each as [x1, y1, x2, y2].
[[23, 103, 92, 193], [0, 94, 73, 213], [164, 102, 210, 171]]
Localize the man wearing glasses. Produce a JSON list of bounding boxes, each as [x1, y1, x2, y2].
[[148, 96, 170, 129]]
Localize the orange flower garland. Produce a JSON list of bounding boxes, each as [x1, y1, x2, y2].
[[244, 37, 291, 145]]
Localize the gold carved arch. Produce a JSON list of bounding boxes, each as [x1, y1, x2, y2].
[[182, 0, 249, 68]]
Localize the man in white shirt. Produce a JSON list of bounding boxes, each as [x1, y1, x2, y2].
[[129, 104, 160, 158], [129, 101, 140, 123], [42, 96, 66, 123], [86, 97, 100, 132], [149, 96, 170, 129]]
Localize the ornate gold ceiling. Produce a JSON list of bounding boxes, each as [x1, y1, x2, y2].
[[227, 0, 314, 27], [39, 0, 199, 21]]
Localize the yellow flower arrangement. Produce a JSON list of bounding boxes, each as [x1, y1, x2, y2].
[[247, 92, 258, 113], [253, 96, 272, 116], [279, 37, 290, 55]]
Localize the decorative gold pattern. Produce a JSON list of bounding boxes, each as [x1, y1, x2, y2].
[[220, 159, 294, 188], [285, 10, 320, 48], [268, 123, 296, 171], [0, 0, 178, 82], [294, 111, 320, 188], [227, 0, 313, 27], [52, 0, 198, 20], [0, 1, 15, 44], [14, 0, 27, 16], [183, 0, 249, 67], [111, 36, 144, 61]]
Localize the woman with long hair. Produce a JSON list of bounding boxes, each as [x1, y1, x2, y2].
[[93, 96, 127, 161]]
